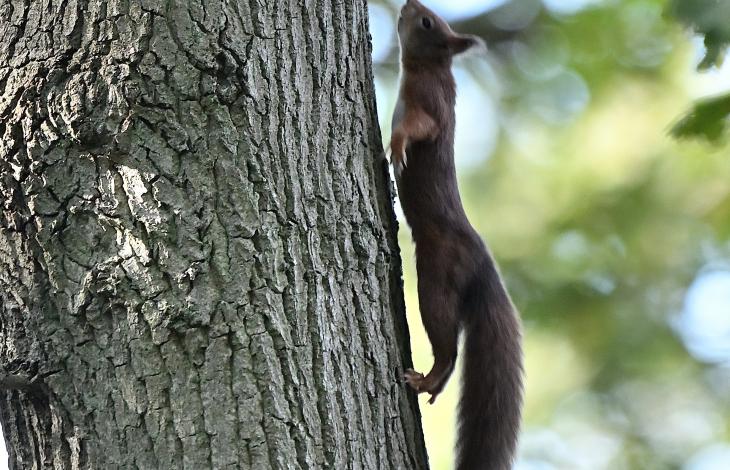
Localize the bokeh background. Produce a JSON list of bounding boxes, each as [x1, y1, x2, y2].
[[369, 0, 730, 469]]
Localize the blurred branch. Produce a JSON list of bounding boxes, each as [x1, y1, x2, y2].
[[451, 16, 527, 45], [373, 10, 541, 69]]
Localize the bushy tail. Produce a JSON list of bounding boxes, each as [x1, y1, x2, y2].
[[457, 257, 523, 470]]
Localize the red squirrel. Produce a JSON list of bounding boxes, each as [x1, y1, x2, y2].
[[388, 1, 523, 468]]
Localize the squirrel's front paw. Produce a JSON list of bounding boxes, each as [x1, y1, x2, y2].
[[386, 145, 407, 177]]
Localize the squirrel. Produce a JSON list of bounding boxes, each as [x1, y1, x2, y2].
[[388, 1, 523, 469]]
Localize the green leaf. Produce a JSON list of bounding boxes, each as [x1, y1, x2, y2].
[[667, 0, 730, 69], [670, 93, 730, 142]]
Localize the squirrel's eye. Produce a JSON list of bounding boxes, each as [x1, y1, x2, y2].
[[421, 17, 432, 29]]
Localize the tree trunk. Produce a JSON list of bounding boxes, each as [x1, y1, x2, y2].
[[0, 0, 428, 468]]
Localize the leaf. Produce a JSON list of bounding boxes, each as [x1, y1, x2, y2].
[[667, 1, 730, 141], [670, 93, 730, 142], [667, 0, 730, 69]]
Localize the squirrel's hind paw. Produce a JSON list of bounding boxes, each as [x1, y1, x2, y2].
[[404, 368, 425, 390], [404, 368, 443, 405]]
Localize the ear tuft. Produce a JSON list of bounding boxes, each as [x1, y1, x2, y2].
[[450, 34, 485, 56]]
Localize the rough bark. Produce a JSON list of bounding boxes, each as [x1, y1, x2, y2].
[[0, 0, 428, 468]]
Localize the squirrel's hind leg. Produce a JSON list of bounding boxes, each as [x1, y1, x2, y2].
[[405, 274, 459, 404]]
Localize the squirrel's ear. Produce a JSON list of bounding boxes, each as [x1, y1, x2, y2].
[[449, 34, 485, 55]]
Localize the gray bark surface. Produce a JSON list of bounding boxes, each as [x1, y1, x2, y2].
[[0, 0, 428, 468]]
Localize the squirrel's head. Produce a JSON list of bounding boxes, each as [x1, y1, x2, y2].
[[397, 0, 483, 65]]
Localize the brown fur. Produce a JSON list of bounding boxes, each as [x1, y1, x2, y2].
[[389, 1, 524, 469]]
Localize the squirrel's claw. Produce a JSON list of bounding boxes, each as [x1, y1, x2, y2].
[[392, 151, 406, 177], [404, 368, 442, 404], [386, 144, 407, 178], [404, 368, 425, 392], [394, 159, 405, 178]]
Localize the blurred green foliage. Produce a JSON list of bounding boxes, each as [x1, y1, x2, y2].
[[666, 0, 730, 141], [371, 0, 730, 469], [667, 0, 730, 69], [671, 93, 730, 142]]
